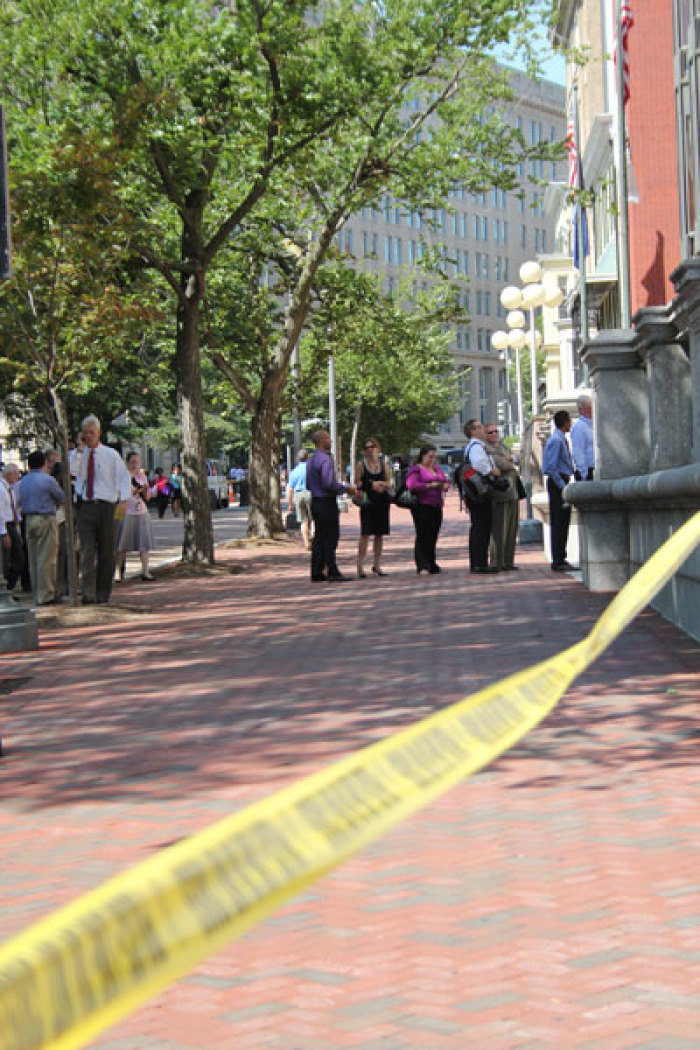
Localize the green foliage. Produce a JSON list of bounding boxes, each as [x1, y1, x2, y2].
[[298, 267, 459, 453]]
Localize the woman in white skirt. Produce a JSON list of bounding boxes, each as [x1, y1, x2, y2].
[[116, 451, 155, 581]]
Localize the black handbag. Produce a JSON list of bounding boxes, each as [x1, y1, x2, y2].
[[394, 485, 418, 510]]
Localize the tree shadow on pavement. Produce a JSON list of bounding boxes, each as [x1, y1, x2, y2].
[[1, 508, 698, 810]]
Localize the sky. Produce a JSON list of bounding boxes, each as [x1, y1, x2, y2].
[[494, 28, 567, 87]]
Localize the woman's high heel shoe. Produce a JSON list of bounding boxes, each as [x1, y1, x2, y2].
[[372, 566, 388, 577]]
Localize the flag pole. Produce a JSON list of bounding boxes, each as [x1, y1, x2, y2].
[[614, 0, 632, 327], [573, 83, 588, 348]]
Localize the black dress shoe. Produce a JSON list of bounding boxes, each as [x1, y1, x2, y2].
[[471, 566, 500, 574], [504, 565, 519, 571], [551, 561, 575, 572], [428, 565, 442, 574], [327, 573, 350, 582], [311, 574, 328, 582]]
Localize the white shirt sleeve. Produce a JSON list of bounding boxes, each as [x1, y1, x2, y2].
[[467, 440, 493, 476]]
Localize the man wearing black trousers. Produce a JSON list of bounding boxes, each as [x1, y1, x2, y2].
[[70, 415, 131, 604], [542, 410, 575, 571], [463, 419, 500, 574], [305, 430, 355, 582]]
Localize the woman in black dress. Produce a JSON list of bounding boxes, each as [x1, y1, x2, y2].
[[354, 437, 392, 578]]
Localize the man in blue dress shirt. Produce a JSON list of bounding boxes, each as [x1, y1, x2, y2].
[[571, 394, 595, 481], [16, 449, 65, 604], [542, 410, 575, 572], [305, 430, 355, 582]]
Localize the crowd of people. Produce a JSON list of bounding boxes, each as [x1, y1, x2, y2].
[[291, 401, 595, 583], [3, 400, 595, 603], [0, 414, 189, 607]]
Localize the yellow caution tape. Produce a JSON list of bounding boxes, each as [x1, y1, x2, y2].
[[1, 511, 698, 1050]]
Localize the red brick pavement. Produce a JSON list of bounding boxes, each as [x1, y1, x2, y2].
[[0, 494, 698, 1049]]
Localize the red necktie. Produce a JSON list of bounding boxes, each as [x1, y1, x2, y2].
[[86, 450, 95, 500]]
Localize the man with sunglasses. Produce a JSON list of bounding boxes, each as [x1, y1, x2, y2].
[[484, 422, 520, 571]]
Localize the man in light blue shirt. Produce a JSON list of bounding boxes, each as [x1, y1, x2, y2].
[[571, 394, 595, 481], [542, 410, 574, 572], [17, 449, 65, 604], [286, 450, 313, 551]]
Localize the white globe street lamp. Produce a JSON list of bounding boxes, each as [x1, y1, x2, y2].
[[500, 285, 523, 311], [544, 284, 564, 309], [506, 328, 526, 437], [519, 260, 543, 284]]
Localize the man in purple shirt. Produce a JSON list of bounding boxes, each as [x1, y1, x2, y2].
[[306, 430, 355, 582]]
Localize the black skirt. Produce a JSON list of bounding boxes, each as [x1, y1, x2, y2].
[[360, 495, 390, 536]]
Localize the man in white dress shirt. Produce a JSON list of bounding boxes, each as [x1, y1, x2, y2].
[[0, 463, 25, 596], [70, 415, 131, 604], [571, 394, 595, 481]]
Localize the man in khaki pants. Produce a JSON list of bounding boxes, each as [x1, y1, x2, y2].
[[16, 450, 65, 605]]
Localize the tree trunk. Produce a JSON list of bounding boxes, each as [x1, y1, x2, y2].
[[247, 373, 285, 538], [176, 267, 214, 564], [349, 401, 362, 477], [48, 387, 80, 606], [246, 209, 346, 538]]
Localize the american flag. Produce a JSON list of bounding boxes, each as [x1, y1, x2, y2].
[[565, 115, 578, 189], [615, 2, 635, 105], [565, 108, 588, 269]]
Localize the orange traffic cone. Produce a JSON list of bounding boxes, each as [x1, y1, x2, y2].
[[228, 480, 236, 507]]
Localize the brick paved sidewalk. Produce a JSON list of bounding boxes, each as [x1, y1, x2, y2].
[[0, 495, 698, 1049]]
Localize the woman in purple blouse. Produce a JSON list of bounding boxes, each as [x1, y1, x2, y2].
[[406, 444, 450, 574]]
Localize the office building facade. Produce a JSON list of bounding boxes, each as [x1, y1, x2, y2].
[[341, 69, 566, 451]]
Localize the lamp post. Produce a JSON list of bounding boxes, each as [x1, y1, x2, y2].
[[492, 263, 564, 429]]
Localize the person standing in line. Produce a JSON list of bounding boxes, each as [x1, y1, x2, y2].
[[0, 463, 26, 597], [542, 409, 575, 572], [286, 450, 313, 552], [463, 419, 500, 574], [484, 422, 520, 572], [305, 430, 355, 582], [70, 415, 131, 604], [354, 437, 392, 578], [116, 451, 156, 582], [406, 444, 449, 575], [169, 465, 183, 516], [571, 394, 595, 481], [16, 450, 65, 605]]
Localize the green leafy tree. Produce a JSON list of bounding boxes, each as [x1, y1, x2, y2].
[[205, 0, 556, 535], [298, 268, 459, 465], [0, 124, 162, 601]]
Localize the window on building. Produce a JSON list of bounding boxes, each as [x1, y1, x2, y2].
[[394, 207, 401, 225], [344, 229, 353, 253], [482, 216, 488, 240], [384, 236, 392, 263], [394, 237, 402, 264], [383, 196, 392, 223], [520, 225, 527, 248], [476, 290, 482, 315], [484, 291, 491, 316]]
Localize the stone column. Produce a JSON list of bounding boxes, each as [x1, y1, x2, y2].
[[633, 305, 692, 471], [582, 328, 650, 479], [670, 257, 700, 463], [573, 329, 649, 591]]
